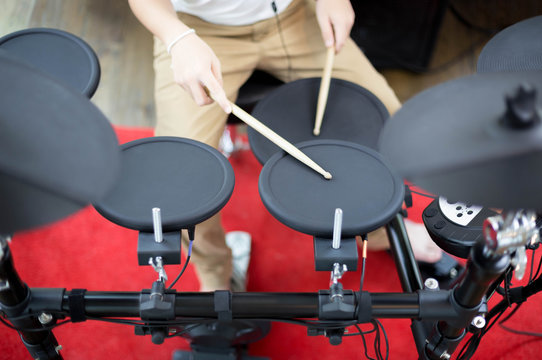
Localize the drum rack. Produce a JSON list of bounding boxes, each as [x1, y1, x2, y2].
[[3, 16, 542, 359], [2, 210, 539, 360]]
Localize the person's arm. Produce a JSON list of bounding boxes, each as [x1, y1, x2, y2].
[[315, 0, 355, 53], [128, 0, 231, 113]]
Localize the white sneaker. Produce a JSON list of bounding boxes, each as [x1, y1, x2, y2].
[[225, 231, 252, 292]]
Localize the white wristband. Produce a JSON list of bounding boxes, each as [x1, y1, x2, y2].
[[166, 28, 196, 54]]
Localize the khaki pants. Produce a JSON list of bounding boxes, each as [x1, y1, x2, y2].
[[153, 0, 401, 290]]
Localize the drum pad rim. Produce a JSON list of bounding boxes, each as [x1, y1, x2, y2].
[[258, 139, 405, 238], [94, 136, 235, 232]]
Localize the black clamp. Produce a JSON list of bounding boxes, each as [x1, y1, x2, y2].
[[140, 281, 176, 321], [68, 289, 87, 323], [318, 288, 356, 320], [214, 290, 233, 321], [356, 291, 373, 324]]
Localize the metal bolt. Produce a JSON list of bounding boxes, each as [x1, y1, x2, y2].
[[152, 208, 163, 243], [424, 278, 439, 290], [449, 267, 458, 278], [38, 312, 53, 325], [440, 351, 451, 360], [55, 345, 63, 352], [332, 208, 343, 249], [471, 315, 486, 329], [0, 280, 10, 291]]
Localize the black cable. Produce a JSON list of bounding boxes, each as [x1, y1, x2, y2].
[[460, 307, 508, 360], [455, 333, 475, 360], [359, 236, 368, 293], [345, 323, 377, 337], [360, 257, 367, 290], [0, 315, 72, 333], [374, 321, 382, 360], [167, 255, 191, 289], [498, 302, 542, 338], [0, 316, 19, 331], [374, 319, 389, 360], [85, 314, 359, 331], [504, 270, 512, 307], [168, 239, 193, 289], [355, 324, 377, 360], [499, 323, 542, 338], [271, 1, 293, 81], [493, 249, 542, 337], [85, 316, 213, 327], [499, 303, 522, 324], [166, 323, 205, 338]]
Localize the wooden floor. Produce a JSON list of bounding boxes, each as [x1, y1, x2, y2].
[[1, 0, 541, 127], [1, 0, 155, 127]]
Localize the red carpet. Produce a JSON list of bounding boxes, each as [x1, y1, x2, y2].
[[2, 126, 542, 359]]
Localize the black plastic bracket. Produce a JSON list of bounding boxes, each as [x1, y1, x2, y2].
[[138, 231, 181, 265], [318, 289, 356, 320], [314, 237, 358, 271], [140, 281, 176, 321]]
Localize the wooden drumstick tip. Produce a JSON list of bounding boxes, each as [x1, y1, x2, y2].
[[313, 128, 320, 136], [323, 172, 332, 180]]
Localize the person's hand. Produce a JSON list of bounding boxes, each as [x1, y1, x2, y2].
[[315, 0, 355, 53], [169, 33, 231, 113]]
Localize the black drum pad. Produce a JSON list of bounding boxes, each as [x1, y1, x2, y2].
[[0, 52, 118, 234], [259, 140, 404, 238], [477, 16, 542, 73], [94, 137, 235, 232], [0, 28, 100, 97], [248, 78, 389, 164]]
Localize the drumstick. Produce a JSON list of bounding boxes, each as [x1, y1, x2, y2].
[[230, 102, 332, 179], [205, 87, 332, 179], [313, 46, 335, 136]]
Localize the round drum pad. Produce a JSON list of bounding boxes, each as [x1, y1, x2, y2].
[[478, 16, 542, 73], [94, 137, 235, 232], [0, 28, 100, 98], [0, 52, 118, 234], [259, 140, 404, 238], [248, 78, 389, 164]]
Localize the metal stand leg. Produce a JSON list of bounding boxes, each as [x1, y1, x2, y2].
[[385, 215, 430, 358], [0, 236, 63, 359], [385, 214, 424, 292]]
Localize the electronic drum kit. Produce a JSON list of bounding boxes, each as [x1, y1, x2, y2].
[[1, 16, 542, 359]]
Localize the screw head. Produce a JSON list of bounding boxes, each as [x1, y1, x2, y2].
[[424, 278, 439, 290], [38, 312, 53, 325], [449, 267, 458, 278], [471, 315, 486, 329]]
